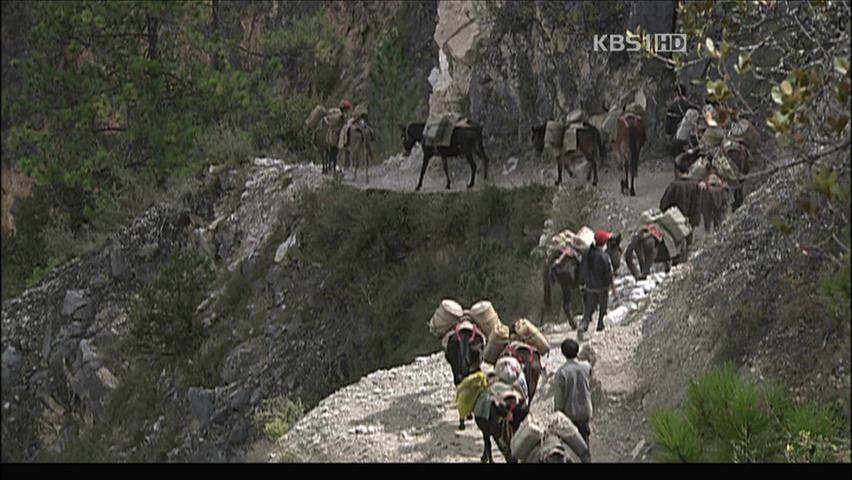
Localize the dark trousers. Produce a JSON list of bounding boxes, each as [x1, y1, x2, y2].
[[701, 190, 726, 235], [582, 290, 609, 331], [575, 419, 591, 458]]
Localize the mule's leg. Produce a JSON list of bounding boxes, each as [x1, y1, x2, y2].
[[416, 153, 432, 191], [556, 154, 563, 186], [639, 241, 654, 280], [621, 159, 628, 195], [627, 250, 641, 281], [586, 152, 593, 182], [543, 265, 554, 323], [458, 416, 466, 430], [592, 147, 599, 186], [365, 143, 373, 185], [441, 156, 451, 189], [630, 171, 636, 197], [732, 187, 744, 212], [480, 430, 493, 463], [465, 152, 477, 189], [565, 153, 575, 178], [561, 281, 576, 329]]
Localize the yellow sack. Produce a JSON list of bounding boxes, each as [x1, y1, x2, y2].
[[456, 371, 488, 419]]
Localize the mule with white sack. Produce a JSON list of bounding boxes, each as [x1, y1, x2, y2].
[[530, 109, 606, 187], [624, 207, 691, 280], [429, 300, 486, 430]]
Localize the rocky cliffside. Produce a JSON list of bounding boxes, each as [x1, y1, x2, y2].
[[1, 160, 328, 461], [638, 157, 851, 422], [3, 0, 847, 464], [428, 1, 678, 160]]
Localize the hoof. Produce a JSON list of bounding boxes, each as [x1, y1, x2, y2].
[[458, 422, 466, 431], [592, 181, 598, 187]]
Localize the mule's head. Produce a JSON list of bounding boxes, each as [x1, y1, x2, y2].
[[399, 124, 417, 156], [494, 394, 529, 432], [530, 124, 546, 155], [606, 233, 623, 274], [542, 447, 570, 463]]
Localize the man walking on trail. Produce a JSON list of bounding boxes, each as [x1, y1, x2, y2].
[[659, 162, 701, 245], [578, 230, 616, 334], [665, 84, 699, 135], [554, 339, 594, 461]]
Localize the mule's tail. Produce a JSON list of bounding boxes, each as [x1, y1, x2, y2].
[[628, 123, 639, 177]]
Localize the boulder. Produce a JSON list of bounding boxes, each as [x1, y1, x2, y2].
[[636, 279, 656, 293], [109, 245, 131, 281], [70, 364, 113, 416], [1, 346, 22, 371], [605, 305, 630, 326], [61, 290, 89, 317], [274, 234, 298, 263], [188, 387, 215, 426], [79, 339, 98, 364], [629, 288, 647, 301], [96, 366, 119, 390], [228, 388, 252, 410]]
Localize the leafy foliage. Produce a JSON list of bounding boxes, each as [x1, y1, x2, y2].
[[254, 396, 305, 441], [369, 27, 425, 158], [127, 246, 214, 359], [1, 3, 344, 299], [297, 185, 554, 372], [651, 365, 850, 463]]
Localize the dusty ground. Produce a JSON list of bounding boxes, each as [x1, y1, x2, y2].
[[259, 146, 708, 463]]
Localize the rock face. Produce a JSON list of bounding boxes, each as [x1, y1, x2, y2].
[[427, 1, 678, 160], [0, 162, 326, 462], [637, 157, 851, 430], [428, 1, 491, 116]]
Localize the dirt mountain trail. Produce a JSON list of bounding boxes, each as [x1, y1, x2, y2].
[[265, 148, 703, 463], [337, 147, 568, 193]]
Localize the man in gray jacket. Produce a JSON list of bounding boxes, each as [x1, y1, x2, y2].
[[553, 339, 594, 460]]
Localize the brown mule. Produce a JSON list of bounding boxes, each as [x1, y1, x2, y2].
[[613, 113, 646, 196], [531, 123, 606, 187]]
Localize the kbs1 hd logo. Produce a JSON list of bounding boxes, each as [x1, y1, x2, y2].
[[593, 33, 687, 53]]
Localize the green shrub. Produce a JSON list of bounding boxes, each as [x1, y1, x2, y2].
[[128, 246, 214, 360], [819, 248, 851, 331], [297, 185, 553, 372], [1, 189, 50, 299], [215, 268, 252, 321], [551, 187, 594, 234], [255, 395, 305, 441], [651, 409, 703, 462], [651, 365, 850, 463], [196, 123, 254, 170], [369, 27, 425, 158]]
